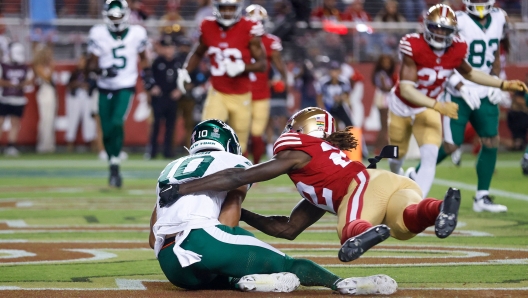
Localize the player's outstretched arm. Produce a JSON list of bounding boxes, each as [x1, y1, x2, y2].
[[456, 60, 527, 92], [178, 150, 309, 196], [241, 199, 326, 240]]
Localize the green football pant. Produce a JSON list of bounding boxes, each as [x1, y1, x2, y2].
[[98, 88, 134, 160], [157, 225, 341, 290]]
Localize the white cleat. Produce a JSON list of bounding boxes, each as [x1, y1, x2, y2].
[[473, 195, 507, 213], [404, 167, 417, 181], [4, 146, 19, 157], [451, 147, 462, 166], [336, 274, 397, 295], [237, 272, 300, 293]]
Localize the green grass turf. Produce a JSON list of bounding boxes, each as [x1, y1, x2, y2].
[[0, 151, 527, 290]]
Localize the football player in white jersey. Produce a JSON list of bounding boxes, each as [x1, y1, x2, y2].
[[409, 1, 509, 212], [149, 119, 397, 295], [87, 0, 149, 188]]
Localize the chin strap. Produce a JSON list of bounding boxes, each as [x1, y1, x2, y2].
[[367, 145, 399, 169]]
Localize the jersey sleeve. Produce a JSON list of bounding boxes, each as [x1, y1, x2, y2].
[[269, 35, 283, 51], [273, 133, 303, 155], [136, 26, 149, 53], [399, 34, 414, 58], [87, 26, 104, 56]]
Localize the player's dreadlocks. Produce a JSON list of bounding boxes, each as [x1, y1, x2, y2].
[[323, 126, 358, 151]]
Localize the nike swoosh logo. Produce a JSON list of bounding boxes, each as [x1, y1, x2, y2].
[[160, 185, 172, 193]]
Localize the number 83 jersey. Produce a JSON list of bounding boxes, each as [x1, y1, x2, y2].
[[88, 24, 148, 90], [200, 17, 264, 95]]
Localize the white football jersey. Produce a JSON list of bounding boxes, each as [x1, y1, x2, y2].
[[87, 24, 148, 90], [448, 9, 506, 98], [154, 151, 252, 235]]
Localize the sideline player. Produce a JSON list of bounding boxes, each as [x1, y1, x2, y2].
[[410, 1, 509, 212], [246, 4, 287, 163], [160, 107, 463, 263], [387, 4, 526, 198], [87, 0, 149, 187], [177, 0, 266, 153], [149, 119, 397, 295]]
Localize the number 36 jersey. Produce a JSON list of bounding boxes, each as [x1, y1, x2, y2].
[[392, 33, 468, 111], [156, 151, 252, 225], [273, 133, 366, 214], [200, 17, 264, 94], [88, 24, 148, 90]]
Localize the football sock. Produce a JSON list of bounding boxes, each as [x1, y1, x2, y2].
[[389, 158, 404, 174], [340, 219, 373, 244], [403, 198, 442, 234], [284, 257, 341, 289], [251, 136, 265, 164], [476, 146, 497, 191], [476, 190, 489, 200], [415, 144, 438, 198]]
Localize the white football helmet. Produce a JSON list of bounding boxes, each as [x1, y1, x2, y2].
[[9, 42, 25, 64], [463, 0, 495, 18], [102, 0, 131, 32], [423, 4, 458, 50], [213, 0, 244, 27], [246, 4, 269, 23]]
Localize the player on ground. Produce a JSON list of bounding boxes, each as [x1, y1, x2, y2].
[[149, 119, 397, 295], [246, 4, 287, 163], [160, 107, 462, 263], [87, 0, 149, 187], [409, 1, 510, 212], [177, 0, 266, 153], [387, 4, 526, 198]]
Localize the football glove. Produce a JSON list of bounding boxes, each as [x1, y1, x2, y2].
[[101, 66, 118, 78], [225, 59, 245, 77], [459, 85, 481, 110], [500, 80, 528, 92], [487, 87, 503, 105], [177, 68, 191, 94], [433, 101, 459, 119]]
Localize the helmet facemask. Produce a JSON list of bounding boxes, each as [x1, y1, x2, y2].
[[463, 0, 495, 19], [103, 0, 131, 32], [213, 0, 243, 27], [423, 4, 458, 50]]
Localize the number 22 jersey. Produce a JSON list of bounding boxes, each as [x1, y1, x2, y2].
[[200, 17, 264, 95], [273, 133, 367, 214]]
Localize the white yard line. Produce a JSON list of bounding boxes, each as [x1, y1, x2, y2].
[[434, 178, 528, 201]]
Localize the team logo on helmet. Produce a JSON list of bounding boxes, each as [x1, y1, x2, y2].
[[189, 119, 241, 155], [283, 107, 336, 139]]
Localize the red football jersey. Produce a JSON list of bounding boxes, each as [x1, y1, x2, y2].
[[273, 133, 367, 214], [200, 17, 264, 94], [394, 33, 468, 108], [250, 33, 283, 100]]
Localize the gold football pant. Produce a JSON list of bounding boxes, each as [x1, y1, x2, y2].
[[202, 88, 252, 152], [337, 169, 422, 241], [251, 99, 270, 137]]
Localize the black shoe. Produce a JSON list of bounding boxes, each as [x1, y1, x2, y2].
[[338, 224, 391, 262], [522, 156, 528, 176], [109, 165, 122, 188], [435, 187, 461, 239]]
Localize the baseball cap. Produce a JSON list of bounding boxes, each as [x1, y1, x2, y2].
[[329, 60, 341, 70], [159, 35, 176, 46]]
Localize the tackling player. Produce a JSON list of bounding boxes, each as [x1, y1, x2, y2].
[[409, 1, 510, 212], [160, 107, 463, 263], [149, 119, 397, 295], [177, 0, 266, 153], [87, 0, 149, 187], [246, 4, 287, 164], [386, 4, 526, 198]]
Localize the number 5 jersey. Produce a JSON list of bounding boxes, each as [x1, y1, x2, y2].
[[88, 24, 148, 90], [200, 16, 264, 95]]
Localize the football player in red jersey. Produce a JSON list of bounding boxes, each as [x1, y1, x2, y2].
[[246, 4, 287, 164], [177, 0, 266, 153], [387, 4, 526, 198], [163, 107, 463, 262]]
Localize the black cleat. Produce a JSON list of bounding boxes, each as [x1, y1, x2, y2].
[[522, 156, 528, 176], [435, 187, 461, 239], [109, 164, 122, 188], [338, 224, 391, 262]]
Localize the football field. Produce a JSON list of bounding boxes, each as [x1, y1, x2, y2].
[[0, 152, 527, 297]]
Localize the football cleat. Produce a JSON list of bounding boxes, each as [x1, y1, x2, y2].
[[237, 272, 300, 293], [451, 147, 462, 167], [521, 156, 528, 176], [473, 195, 507, 213], [338, 224, 391, 262], [4, 146, 19, 157], [435, 187, 461, 239], [404, 167, 416, 180], [335, 274, 398, 295], [109, 164, 122, 188]]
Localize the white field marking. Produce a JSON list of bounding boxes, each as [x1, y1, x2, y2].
[[0, 239, 27, 243], [0, 229, 150, 233], [269, 242, 528, 251], [0, 250, 36, 259], [287, 249, 489, 259], [434, 178, 528, 201], [115, 279, 146, 290], [310, 286, 528, 291], [0, 239, 144, 243], [325, 259, 528, 268], [15, 202, 33, 208], [0, 249, 117, 266], [0, 220, 27, 227], [0, 159, 169, 169], [0, 279, 170, 291]]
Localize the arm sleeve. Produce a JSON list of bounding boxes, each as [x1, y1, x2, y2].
[[270, 36, 283, 51], [87, 27, 103, 57], [460, 69, 502, 88], [137, 27, 149, 53], [399, 80, 436, 108]]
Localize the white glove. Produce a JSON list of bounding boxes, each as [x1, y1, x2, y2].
[[224, 59, 245, 77], [459, 85, 481, 110], [488, 87, 502, 105], [177, 68, 191, 94]]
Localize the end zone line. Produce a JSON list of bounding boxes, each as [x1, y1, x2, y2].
[[434, 178, 528, 201]]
